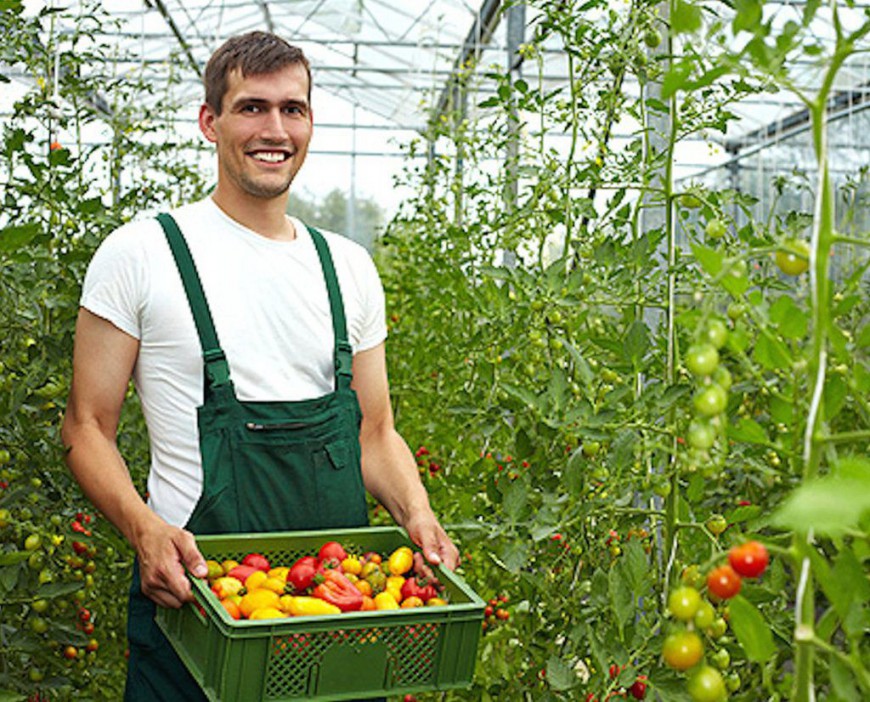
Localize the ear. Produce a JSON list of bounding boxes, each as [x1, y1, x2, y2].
[[199, 103, 218, 143]]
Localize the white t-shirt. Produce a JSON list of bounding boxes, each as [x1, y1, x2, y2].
[[80, 197, 387, 526]]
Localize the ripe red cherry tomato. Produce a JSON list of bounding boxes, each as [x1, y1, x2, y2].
[[707, 564, 742, 600], [728, 540, 769, 578], [629, 675, 648, 699]]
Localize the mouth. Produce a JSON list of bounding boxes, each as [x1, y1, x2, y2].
[[246, 149, 293, 164]]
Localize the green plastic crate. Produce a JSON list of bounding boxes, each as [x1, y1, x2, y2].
[[156, 526, 484, 702]]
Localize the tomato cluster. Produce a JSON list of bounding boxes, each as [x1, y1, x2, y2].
[[662, 541, 770, 700], [205, 541, 449, 621], [481, 593, 510, 631]]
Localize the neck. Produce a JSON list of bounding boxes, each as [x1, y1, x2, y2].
[[210, 185, 295, 241]]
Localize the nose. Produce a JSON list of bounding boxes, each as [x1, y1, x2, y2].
[[259, 107, 287, 141]]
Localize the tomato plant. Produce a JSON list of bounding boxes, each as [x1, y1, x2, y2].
[[706, 565, 742, 601], [728, 541, 769, 579]]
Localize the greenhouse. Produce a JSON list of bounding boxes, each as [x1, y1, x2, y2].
[[0, 1, 868, 701]]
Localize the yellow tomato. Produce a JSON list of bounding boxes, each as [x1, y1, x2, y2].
[[244, 570, 268, 591], [426, 597, 448, 607], [239, 589, 280, 619], [249, 607, 286, 620], [386, 586, 403, 604], [205, 560, 224, 580], [386, 575, 406, 591], [212, 576, 244, 599], [282, 596, 341, 617], [268, 566, 290, 581], [374, 591, 400, 610], [261, 577, 288, 594], [401, 596, 424, 609], [221, 559, 240, 574], [387, 546, 413, 576], [341, 556, 362, 575], [360, 561, 381, 578]]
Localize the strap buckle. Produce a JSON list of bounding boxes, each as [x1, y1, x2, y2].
[[203, 349, 230, 387], [334, 341, 353, 378]]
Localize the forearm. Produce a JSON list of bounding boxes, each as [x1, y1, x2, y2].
[[359, 424, 434, 526], [62, 417, 160, 550]]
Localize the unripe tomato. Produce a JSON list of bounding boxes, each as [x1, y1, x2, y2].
[[707, 564, 742, 600], [705, 514, 728, 536], [693, 384, 727, 417], [693, 599, 716, 630], [643, 28, 662, 49], [662, 630, 704, 671], [774, 240, 810, 276], [705, 219, 727, 240], [728, 541, 769, 578], [668, 586, 702, 621], [711, 647, 730, 669], [685, 344, 720, 377], [687, 665, 727, 702], [704, 319, 729, 349], [24, 533, 42, 551], [688, 420, 716, 450]]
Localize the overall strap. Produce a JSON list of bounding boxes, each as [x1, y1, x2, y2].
[[307, 226, 353, 392], [156, 213, 231, 390]]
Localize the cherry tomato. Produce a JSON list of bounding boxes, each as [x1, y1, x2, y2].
[[643, 28, 662, 49], [728, 541, 769, 578], [685, 343, 719, 377], [629, 675, 648, 699], [687, 420, 716, 450], [693, 384, 728, 417], [662, 630, 704, 671], [775, 240, 810, 276], [705, 514, 728, 536], [693, 599, 716, 630], [687, 665, 727, 702], [318, 541, 348, 562], [704, 319, 729, 349], [707, 564, 742, 600], [668, 586, 702, 622], [705, 219, 727, 240]]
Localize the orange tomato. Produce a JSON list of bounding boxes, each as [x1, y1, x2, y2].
[[355, 579, 373, 597], [220, 598, 241, 620], [401, 596, 424, 608], [360, 595, 376, 611]]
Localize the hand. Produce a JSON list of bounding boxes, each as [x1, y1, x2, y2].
[[403, 508, 460, 571], [134, 520, 208, 608]]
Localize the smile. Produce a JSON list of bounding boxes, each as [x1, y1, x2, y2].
[[248, 151, 292, 163]]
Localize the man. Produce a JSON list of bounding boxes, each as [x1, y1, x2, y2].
[[61, 31, 458, 701]]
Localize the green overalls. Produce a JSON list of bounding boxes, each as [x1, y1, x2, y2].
[[124, 213, 376, 701]]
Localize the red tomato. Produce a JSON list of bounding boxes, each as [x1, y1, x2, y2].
[[288, 556, 319, 592], [318, 541, 348, 562], [241, 552, 270, 572], [706, 564, 742, 600], [728, 541, 769, 578], [226, 564, 258, 583], [629, 675, 647, 700]]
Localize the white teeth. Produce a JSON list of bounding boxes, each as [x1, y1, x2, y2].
[[251, 152, 287, 162]]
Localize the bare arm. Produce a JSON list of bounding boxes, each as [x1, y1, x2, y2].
[[352, 342, 459, 569], [61, 308, 207, 607]]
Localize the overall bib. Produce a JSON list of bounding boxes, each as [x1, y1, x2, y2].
[[124, 213, 374, 701]]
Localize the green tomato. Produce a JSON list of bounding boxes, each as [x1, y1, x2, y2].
[[694, 384, 728, 417], [582, 441, 601, 458], [685, 344, 720, 377], [705, 514, 728, 536], [24, 533, 42, 551], [775, 240, 810, 276], [711, 647, 731, 670], [0, 449, 10, 465], [644, 28, 662, 48], [726, 302, 745, 320], [687, 420, 716, 450], [668, 586, 702, 621], [693, 599, 716, 629], [662, 630, 704, 671], [712, 366, 732, 392], [705, 218, 727, 240], [687, 665, 727, 702], [704, 319, 729, 349]]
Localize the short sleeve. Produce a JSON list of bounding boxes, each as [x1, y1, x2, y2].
[[354, 252, 387, 353], [80, 224, 149, 340]]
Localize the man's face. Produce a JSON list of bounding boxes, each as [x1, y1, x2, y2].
[[199, 64, 313, 201]]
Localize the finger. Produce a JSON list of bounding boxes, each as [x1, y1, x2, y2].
[[177, 531, 208, 579]]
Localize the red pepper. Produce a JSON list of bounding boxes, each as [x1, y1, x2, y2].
[[313, 569, 363, 612], [401, 577, 438, 603], [288, 556, 319, 593]]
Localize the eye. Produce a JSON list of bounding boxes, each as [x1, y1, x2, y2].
[[240, 104, 262, 113]]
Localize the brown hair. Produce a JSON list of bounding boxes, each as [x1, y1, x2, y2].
[[204, 31, 311, 114]]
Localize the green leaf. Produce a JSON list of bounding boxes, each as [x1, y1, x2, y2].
[[753, 333, 792, 370], [0, 690, 26, 702], [37, 581, 84, 599], [0, 551, 30, 566], [672, 0, 703, 34], [732, 0, 763, 34], [662, 61, 693, 99], [729, 595, 776, 662], [821, 547, 870, 624], [728, 417, 768, 444], [772, 457, 870, 537], [690, 243, 724, 277], [546, 655, 578, 691], [620, 538, 649, 596], [609, 562, 634, 634], [0, 223, 40, 253], [564, 448, 586, 497], [724, 504, 763, 524], [497, 540, 529, 574], [502, 480, 528, 522], [829, 654, 860, 702], [623, 320, 650, 365], [823, 375, 848, 421]]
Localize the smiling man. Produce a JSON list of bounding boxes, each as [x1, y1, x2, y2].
[[61, 32, 457, 702]]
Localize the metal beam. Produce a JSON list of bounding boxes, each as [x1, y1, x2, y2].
[[432, 0, 503, 120], [255, 0, 275, 32], [144, 0, 203, 79]]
